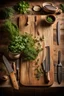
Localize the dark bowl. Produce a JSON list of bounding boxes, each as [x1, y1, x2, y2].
[[45, 14, 56, 25]]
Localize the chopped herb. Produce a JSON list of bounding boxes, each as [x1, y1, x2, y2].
[[34, 66, 43, 80], [37, 42, 41, 46], [39, 36, 44, 41], [35, 59, 39, 65]]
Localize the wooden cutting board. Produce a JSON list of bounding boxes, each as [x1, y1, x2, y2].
[[19, 15, 54, 86]]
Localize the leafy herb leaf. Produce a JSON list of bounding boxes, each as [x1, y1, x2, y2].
[[60, 4, 64, 12], [14, 0, 29, 14], [2, 20, 19, 40], [0, 7, 14, 19]]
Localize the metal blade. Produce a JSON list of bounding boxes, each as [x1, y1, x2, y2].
[[57, 63, 62, 84], [42, 46, 50, 72], [3, 55, 13, 74], [57, 21, 60, 45], [46, 46, 50, 72], [16, 59, 19, 81], [42, 59, 46, 71], [57, 51, 62, 84], [16, 59, 19, 70]]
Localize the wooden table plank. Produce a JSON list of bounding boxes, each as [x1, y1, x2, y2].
[[0, 0, 64, 87]]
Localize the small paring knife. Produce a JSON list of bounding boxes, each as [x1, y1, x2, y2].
[[3, 55, 19, 90], [16, 59, 19, 81], [57, 51, 62, 84]]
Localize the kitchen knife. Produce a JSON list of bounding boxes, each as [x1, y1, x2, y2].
[[42, 46, 50, 83], [16, 59, 19, 81], [57, 51, 62, 84], [3, 55, 19, 90], [57, 21, 60, 45]]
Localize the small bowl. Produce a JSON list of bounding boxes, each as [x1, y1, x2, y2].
[[45, 14, 56, 25], [8, 51, 21, 59], [42, 2, 58, 13], [32, 5, 41, 12]]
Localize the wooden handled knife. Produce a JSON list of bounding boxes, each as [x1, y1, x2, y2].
[[42, 46, 50, 83], [3, 55, 19, 90]]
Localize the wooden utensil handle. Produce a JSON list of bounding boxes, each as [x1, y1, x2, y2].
[[10, 72, 19, 90], [44, 72, 50, 83]]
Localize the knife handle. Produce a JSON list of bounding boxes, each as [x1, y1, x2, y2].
[[10, 72, 19, 90], [44, 72, 50, 83]]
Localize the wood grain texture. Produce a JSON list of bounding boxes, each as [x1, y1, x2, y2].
[[19, 15, 54, 86], [0, 1, 64, 87]]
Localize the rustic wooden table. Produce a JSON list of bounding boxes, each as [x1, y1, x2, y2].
[[0, 0, 64, 95]]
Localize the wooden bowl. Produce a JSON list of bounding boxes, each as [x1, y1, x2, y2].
[[42, 2, 58, 13], [45, 14, 56, 25]]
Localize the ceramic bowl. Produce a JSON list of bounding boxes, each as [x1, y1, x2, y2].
[[8, 51, 21, 59], [32, 5, 41, 12], [45, 14, 56, 25]]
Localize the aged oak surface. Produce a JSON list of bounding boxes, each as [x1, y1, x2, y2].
[[0, 0, 64, 88]]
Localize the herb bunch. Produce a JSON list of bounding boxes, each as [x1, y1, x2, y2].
[[2, 20, 19, 40], [60, 4, 64, 12], [8, 33, 42, 61], [0, 7, 14, 19], [8, 35, 25, 53], [14, 0, 29, 14]]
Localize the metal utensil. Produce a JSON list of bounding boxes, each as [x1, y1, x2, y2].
[[57, 21, 60, 45], [3, 55, 19, 90], [16, 59, 19, 81], [57, 51, 62, 84], [42, 46, 50, 83]]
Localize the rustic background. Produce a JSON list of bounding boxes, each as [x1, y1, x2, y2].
[[0, 0, 64, 96]]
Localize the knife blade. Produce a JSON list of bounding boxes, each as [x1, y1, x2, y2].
[[42, 46, 50, 83], [57, 21, 60, 45], [3, 55, 19, 90], [57, 51, 62, 84], [16, 59, 19, 81]]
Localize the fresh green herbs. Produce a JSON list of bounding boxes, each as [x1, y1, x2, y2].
[[2, 20, 19, 40], [8, 33, 42, 61], [60, 4, 64, 12], [8, 35, 25, 53], [46, 16, 53, 23], [0, 7, 14, 19], [14, 0, 29, 14], [21, 33, 40, 61], [34, 59, 43, 80]]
